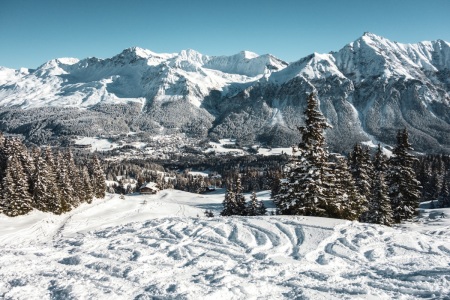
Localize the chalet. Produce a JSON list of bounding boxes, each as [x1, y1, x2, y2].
[[139, 182, 160, 194]]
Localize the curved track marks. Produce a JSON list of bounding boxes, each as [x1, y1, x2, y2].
[[1, 216, 450, 299]]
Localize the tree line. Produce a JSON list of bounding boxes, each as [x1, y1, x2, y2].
[[221, 174, 267, 217], [271, 93, 423, 226], [415, 154, 450, 208], [0, 132, 106, 217]]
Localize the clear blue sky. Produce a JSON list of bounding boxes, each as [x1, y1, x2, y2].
[[1, 0, 450, 69]]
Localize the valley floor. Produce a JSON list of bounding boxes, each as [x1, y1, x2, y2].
[[0, 190, 449, 299]]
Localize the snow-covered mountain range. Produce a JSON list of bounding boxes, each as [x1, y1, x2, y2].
[[0, 33, 449, 152]]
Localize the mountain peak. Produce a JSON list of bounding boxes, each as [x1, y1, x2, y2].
[[176, 49, 207, 65], [117, 47, 156, 60], [358, 32, 391, 45], [239, 51, 259, 59]]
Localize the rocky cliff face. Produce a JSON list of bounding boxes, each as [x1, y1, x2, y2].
[[0, 33, 449, 152]]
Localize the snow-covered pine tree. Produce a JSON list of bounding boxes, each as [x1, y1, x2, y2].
[[0, 134, 6, 214], [31, 148, 49, 212], [1, 156, 33, 216], [221, 185, 236, 216], [348, 143, 373, 200], [0, 132, 7, 182], [221, 175, 247, 216], [80, 166, 94, 204], [31, 148, 61, 212], [204, 210, 214, 217], [234, 175, 247, 215], [42, 147, 63, 214], [64, 149, 81, 207], [388, 129, 421, 223], [331, 156, 367, 220], [246, 191, 267, 216], [368, 171, 393, 226], [55, 151, 73, 213], [274, 93, 332, 216], [0, 178, 3, 214], [439, 179, 450, 208], [89, 155, 106, 199], [362, 144, 393, 225]]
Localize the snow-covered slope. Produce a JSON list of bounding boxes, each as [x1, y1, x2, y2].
[[0, 190, 449, 299]]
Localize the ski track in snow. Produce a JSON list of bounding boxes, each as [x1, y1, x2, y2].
[[0, 192, 449, 299]]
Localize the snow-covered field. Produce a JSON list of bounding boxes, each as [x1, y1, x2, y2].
[[0, 190, 449, 299]]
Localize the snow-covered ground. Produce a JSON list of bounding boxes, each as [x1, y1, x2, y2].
[[204, 139, 293, 156], [74, 137, 120, 152], [0, 190, 449, 299]]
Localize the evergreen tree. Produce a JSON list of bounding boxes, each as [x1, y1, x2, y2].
[[89, 155, 106, 199], [1, 156, 33, 216], [234, 175, 247, 215], [221, 186, 236, 216], [439, 179, 450, 208], [221, 175, 247, 216], [204, 210, 214, 217], [0, 134, 9, 181], [0, 134, 6, 214], [64, 149, 81, 207], [388, 129, 421, 223], [348, 143, 373, 200], [31, 148, 50, 212], [246, 191, 267, 216], [367, 171, 393, 226], [42, 147, 63, 214], [80, 166, 94, 204], [362, 144, 393, 225], [55, 151, 73, 213], [274, 93, 332, 216], [331, 157, 367, 220]]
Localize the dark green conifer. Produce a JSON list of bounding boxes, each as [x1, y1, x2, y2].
[[388, 129, 421, 222]]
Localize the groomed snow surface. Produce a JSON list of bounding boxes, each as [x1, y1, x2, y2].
[[0, 190, 449, 299]]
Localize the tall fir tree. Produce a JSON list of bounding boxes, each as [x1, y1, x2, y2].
[[1, 156, 33, 216], [331, 156, 367, 220], [439, 179, 450, 208], [388, 129, 421, 223], [274, 93, 332, 216], [368, 172, 393, 226], [0, 132, 8, 182], [55, 151, 73, 213], [348, 143, 373, 200], [221, 186, 236, 216], [221, 175, 247, 216], [42, 147, 63, 214], [80, 166, 94, 204], [234, 175, 247, 215], [0, 132, 5, 214], [89, 155, 106, 199], [364, 144, 393, 225], [246, 191, 267, 216], [64, 149, 81, 207]]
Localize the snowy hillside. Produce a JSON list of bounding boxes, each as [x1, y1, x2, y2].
[[1, 190, 449, 299]]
